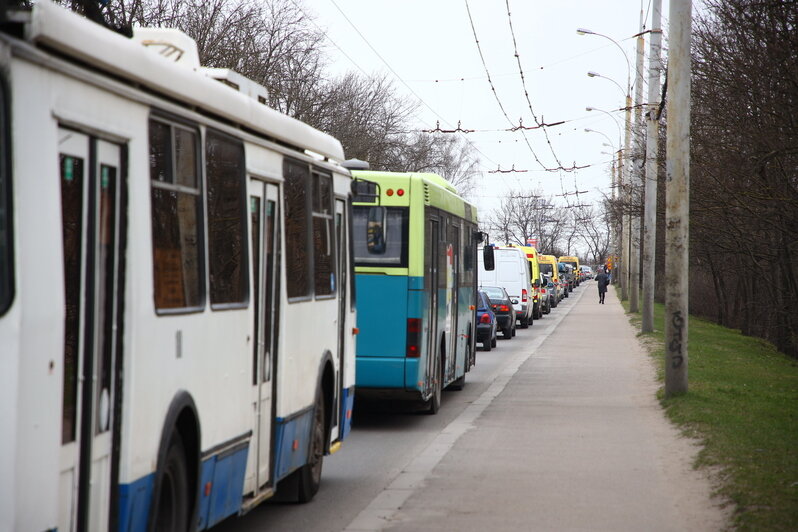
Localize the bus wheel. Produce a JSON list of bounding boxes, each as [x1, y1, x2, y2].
[[424, 355, 443, 414], [297, 390, 325, 502], [153, 432, 189, 532]]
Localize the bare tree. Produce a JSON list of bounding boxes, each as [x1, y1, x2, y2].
[[574, 204, 611, 265], [484, 190, 570, 253], [688, 0, 798, 358]]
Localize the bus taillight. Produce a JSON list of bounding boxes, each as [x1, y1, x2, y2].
[[407, 318, 421, 358]]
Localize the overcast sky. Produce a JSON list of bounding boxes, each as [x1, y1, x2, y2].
[[303, 0, 672, 219]]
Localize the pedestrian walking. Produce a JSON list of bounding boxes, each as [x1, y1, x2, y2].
[[595, 267, 610, 304]]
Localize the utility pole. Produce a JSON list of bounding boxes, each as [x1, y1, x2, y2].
[[642, 0, 662, 333], [621, 95, 632, 300], [664, 0, 692, 397], [629, 5, 646, 313]]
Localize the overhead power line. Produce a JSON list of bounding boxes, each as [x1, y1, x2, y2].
[[326, 0, 501, 170], [464, 0, 585, 175]]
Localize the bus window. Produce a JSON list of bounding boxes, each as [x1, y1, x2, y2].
[[284, 159, 312, 300], [206, 129, 248, 307], [149, 119, 203, 310], [353, 206, 408, 267], [312, 171, 335, 297]]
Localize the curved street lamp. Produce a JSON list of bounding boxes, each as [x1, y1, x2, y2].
[[577, 28, 631, 96], [587, 71, 627, 102], [585, 106, 623, 143], [578, 27, 634, 301]]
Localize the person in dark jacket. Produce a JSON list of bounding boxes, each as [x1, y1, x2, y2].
[[595, 268, 610, 304]]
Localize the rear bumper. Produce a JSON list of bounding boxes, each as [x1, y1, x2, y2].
[[476, 323, 494, 341]]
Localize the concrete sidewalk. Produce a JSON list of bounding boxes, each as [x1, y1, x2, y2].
[[348, 282, 727, 531]]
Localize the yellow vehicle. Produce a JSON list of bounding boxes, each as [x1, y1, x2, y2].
[[538, 254, 561, 306], [510, 245, 544, 319], [559, 256, 581, 287]]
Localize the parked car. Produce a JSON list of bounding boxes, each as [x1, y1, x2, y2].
[[539, 275, 553, 314], [478, 246, 534, 328], [480, 285, 516, 339], [580, 265, 594, 280], [476, 290, 498, 351]]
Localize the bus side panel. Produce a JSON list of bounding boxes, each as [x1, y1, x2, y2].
[[354, 274, 408, 388], [117, 475, 153, 532], [340, 386, 355, 440], [273, 411, 313, 481], [196, 446, 249, 530], [406, 276, 426, 390], [456, 284, 474, 375]]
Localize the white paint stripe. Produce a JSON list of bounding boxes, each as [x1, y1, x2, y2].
[[344, 287, 588, 531]]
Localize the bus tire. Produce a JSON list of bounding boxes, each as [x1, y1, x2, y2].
[[153, 432, 189, 532], [297, 390, 325, 503]]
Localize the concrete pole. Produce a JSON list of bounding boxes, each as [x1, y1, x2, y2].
[[642, 0, 663, 333], [664, 0, 692, 396], [629, 7, 646, 313], [620, 98, 632, 300], [616, 150, 623, 281]]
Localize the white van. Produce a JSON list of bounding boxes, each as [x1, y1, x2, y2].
[[478, 246, 535, 327]]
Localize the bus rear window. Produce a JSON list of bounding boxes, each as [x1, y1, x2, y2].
[[353, 206, 408, 267], [540, 263, 553, 276]]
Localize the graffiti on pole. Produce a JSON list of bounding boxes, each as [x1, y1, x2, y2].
[[668, 310, 685, 368]]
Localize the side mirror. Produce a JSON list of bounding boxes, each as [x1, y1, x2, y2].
[[366, 206, 387, 254], [483, 245, 495, 271]]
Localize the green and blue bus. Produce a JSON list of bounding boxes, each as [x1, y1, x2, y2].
[[351, 171, 480, 413]]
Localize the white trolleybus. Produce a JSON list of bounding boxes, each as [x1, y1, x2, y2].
[[0, 2, 357, 531]]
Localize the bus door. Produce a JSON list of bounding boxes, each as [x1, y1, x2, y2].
[[58, 128, 123, 531], [424, 217, 439, 394], [447, 222, 460, 379], [249, 180, 280, 490], [331, 198, 348, 441]]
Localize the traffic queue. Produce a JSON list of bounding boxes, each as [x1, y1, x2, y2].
[[474, 244, 590, 351]]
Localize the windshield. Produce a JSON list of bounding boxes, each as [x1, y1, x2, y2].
[[353, 206, 408, 267]]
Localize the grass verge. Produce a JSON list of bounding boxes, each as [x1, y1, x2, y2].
[[618, 288, 798, 530]]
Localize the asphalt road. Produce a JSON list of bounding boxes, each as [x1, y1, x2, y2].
[[215, 291, 580, 532]]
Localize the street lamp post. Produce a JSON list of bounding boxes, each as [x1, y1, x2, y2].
[[628, 8, 647, 314], [580, 52, 633, 300], [642, 0, 663, 333]]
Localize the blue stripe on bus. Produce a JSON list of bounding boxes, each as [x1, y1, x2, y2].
[[197, 445, 249, 530], [341, 386, 355, 440], [274, 411, 313, 481], [118, 446, 250, 532], [118, 474, 154, 532]]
